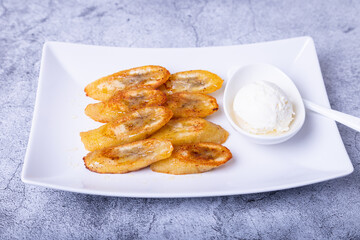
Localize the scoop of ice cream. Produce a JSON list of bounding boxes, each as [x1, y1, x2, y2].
[[233, 81, 294, 135]]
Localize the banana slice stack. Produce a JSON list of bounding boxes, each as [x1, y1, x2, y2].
[[81, 65, 232, 175]]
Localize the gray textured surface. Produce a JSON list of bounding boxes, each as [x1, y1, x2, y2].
[[1, 0, 360, 239]]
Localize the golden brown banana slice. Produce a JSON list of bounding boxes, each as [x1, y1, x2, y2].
[[159, 70, 223, 95], [150, 117, 229, 145], [164, 92, 218, 118], [84, 139, 173, 174], [80, 106, 173, 151], [150, 143, 232, 175], [85, 89, 167, 123], [85, 65, 170, 101]]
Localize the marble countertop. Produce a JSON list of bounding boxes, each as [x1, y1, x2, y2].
[[1, 0, 360, 239]]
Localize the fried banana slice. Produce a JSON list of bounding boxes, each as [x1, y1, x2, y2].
[[84, 139, 173, 174], [164, 92, 218, 118], [85, 65, 170, 101], [159, 70, 223, 95], [85, 89, 167, 123], [80, 106, 173, 151], [150, 117, 229, 145], [150, 143, 232, 175]]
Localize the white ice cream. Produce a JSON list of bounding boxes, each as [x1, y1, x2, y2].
[[233, 81, 294, 135]]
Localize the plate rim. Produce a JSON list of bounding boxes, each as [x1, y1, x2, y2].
[[40, 35, 313, 50], [21, 170, 353, 198]]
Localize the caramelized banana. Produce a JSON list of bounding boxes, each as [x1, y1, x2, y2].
[[164, 92, 218, 118], [85, 89, 167, 123], [150, 117, 229, 145], [85, 65, 170, 101], [80, 106, 173, 151], [159, 70, 223, 95], [84, 139, 173, 174], [150, 143, 232, 174]]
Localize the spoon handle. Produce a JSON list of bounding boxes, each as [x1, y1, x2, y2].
[[303, 99, 360, 132]]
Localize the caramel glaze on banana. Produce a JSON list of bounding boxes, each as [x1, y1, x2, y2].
[[151, 142, 232, 175], [85, 65, 170, 101]]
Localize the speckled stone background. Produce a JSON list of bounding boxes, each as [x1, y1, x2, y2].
[[1, 0, 360, 239]]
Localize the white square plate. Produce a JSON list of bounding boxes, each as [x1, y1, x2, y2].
[[21, 37, 353, 198]]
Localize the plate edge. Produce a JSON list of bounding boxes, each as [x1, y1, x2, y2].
[[305, 37, 355, 172], [42, 36, 313, 50], [22, 168, 353, 198], [21, 43, 51, 183]]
